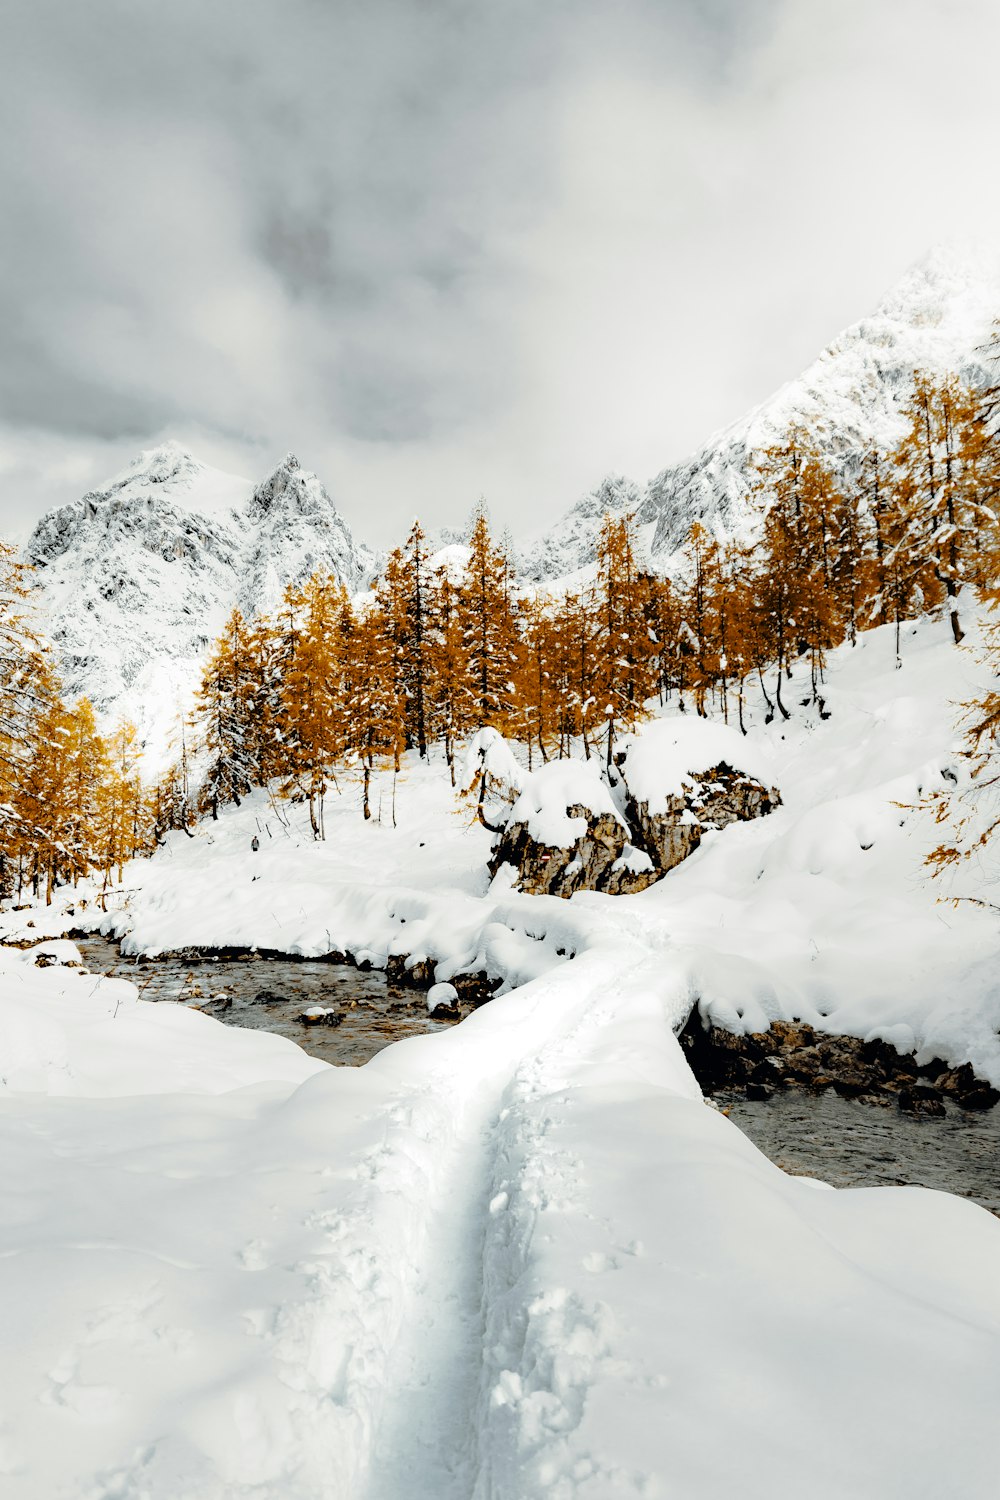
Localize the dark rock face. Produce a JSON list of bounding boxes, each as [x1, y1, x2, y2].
[[679, 1012, 999, 1116], [625, 761, 781, 877], [489, 806, 658, 899], [490, 759, 780, 900]]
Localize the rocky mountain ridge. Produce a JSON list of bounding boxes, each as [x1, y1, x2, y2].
[[25, 442, 372, 761], [519, 246, 1000, 579]]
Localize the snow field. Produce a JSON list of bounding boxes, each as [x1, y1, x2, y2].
[[4, 609, 1000, 1494]]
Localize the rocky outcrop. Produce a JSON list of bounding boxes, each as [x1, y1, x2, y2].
[[489, 805, 657, 898], [680, 1013, 1000, 1113], [489, 734, 780, 900], [625, 760, 781, 876]]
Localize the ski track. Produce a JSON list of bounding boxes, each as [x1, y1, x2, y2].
[[361, 1094, 494, 1500], [360, 947, 657, 1499]]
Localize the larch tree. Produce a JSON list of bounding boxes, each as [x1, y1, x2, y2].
[[195, 609, 259, 819], [459, 505, 519, 732]]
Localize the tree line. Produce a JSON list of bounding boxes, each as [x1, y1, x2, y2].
[[179, 368, 1000, 839], [2, 363, 999, 895], [0, 543, 150, 903]]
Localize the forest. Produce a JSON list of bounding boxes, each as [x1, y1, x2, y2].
[[2, 367, 999, 900]]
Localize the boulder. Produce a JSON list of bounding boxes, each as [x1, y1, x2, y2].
[[615, 718, 781, 877], [624, 761, 781, 876], [898, 1084, 946, 1117], [488, 759, 658, 899]]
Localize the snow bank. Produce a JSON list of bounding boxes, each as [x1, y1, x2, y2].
[[616, 713, 776, 811], [506, 758, 626, 848], [0, 948, 322, 1096]]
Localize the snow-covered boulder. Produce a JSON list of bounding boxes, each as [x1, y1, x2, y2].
[[615, 718, 781, 875], [20, 939, 84, 969], [489, 759, 657, 898]]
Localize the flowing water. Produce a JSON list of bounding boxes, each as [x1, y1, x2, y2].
[[719, 1086, 1000, 1216], [74, 934, 458, 1066], [74, 936, 1000, 1213]]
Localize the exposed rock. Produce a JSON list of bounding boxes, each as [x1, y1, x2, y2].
[[488, 725, 781, 900], [490, 804, 657, 899], [933, 1064, 1000, 1111], [625, 761, 781, 877], [385, 954, 437, 989], [745, 1080, 775, 1102], [450, 969, 502, 1006], [679, 1010, 998, 1115], [898, 1084, 946, 1117], [298, 1007, 343, 1027]]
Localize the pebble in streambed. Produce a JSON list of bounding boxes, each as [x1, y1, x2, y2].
[[74, 934, 458, 1066]]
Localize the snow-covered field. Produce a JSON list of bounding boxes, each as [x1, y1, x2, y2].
[[4, 614, 1000, 1497]]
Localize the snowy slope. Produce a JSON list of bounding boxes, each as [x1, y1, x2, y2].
[[4, 607, 1000, 1496], [644, 245, 1000, 561], [516, 473, 646, 582], [517, 247, 1000, 579], [25, 442, 372, 759]]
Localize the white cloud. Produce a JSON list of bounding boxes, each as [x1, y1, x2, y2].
[[2, 0, 999, 546]]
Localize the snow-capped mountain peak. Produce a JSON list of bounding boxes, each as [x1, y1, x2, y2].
[[84, 440, 252, 520], [516, 247, 1000, 582], [25, 444, 373, 765]]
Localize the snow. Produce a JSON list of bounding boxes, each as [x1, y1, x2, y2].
[[506, 758, 626, 847], [24, 445, 371, 762], [615, 713, 776, 811], [5, 608, 1000, 1495]]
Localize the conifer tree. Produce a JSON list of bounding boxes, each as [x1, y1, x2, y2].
[[591, 512, 655, 760], [427, 565, 472, 782], [278, 575, 348, 840], [888, 373, 999, 647], [195, 609, 258, 819], [459, 505, 519, 731]]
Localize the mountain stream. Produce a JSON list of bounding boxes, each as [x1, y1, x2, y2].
[[75, 936, 1000, 1215]]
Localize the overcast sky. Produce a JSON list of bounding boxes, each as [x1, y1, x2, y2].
[[2, 0, 1000, 545]]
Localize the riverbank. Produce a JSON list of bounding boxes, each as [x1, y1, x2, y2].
[[5, 614, 1000, 1497]]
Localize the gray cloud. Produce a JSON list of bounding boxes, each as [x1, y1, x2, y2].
[[1, 0, 998, 544]]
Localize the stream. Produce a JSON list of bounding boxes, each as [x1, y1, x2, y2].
[[74, 937, 1000, 1215], [74, 934, 458, 1066], [720, 1087, 1000, 1217]]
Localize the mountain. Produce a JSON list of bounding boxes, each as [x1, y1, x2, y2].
[[516, 474, 647, 583], [25, 442, 372, 761], [519, 247, 1000, 579]]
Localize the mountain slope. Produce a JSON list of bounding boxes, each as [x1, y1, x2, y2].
[[519, 247, 1000, 579], [515, 473, 646, 582], [25, 442, 371, 761], [646, 246, 1000, 562]]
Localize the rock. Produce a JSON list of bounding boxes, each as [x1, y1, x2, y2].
[[386, 954, 436, 989], [956, 1084, 1000, 1112], [490, 804, 656, 899], [253, 988, 286, 1005], [625, 761, 781, 878], [427, 981, 460, 1017], [678, 1012, 991, 1115], [451, 970, 502, 1006], [745, 1080, 775, 1102], [750, 1057, 786, 1089], [897, 1084, 946, 1117], [298, 1007, 342, 1027]]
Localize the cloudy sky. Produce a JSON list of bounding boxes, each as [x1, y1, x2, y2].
[[2, 0, 999, 544]]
